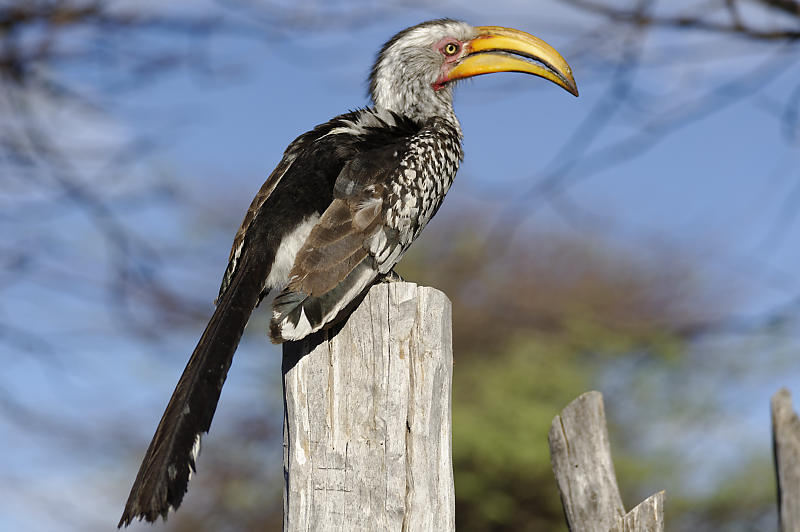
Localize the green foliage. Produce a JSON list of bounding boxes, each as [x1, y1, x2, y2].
[[452, 337, 590, 531], [399, 220, 716, 530], [449, 327, 685, 530], [161, 217, 763, 532]]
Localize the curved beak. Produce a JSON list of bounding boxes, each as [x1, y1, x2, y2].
[[446, 26, 578, 96]]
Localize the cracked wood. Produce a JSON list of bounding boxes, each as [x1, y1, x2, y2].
[[549, 391, 664, 532], [772, 388, 800, 532], [282, 282, 454, 531]]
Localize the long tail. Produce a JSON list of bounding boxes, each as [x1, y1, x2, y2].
[[119, 254, 267, 527]]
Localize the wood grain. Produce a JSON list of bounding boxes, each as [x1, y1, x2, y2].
[[549, 391, 625, 532], [772, 388, 800, 532], [610, 491, 665, 532], [282, 282, 454, 531]]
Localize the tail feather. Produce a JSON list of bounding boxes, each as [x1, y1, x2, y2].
[[119, 254, 267, 527], [270, 261, 378, 342]]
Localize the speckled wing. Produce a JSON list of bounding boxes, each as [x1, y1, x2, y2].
[[270, 148, 406, 342]]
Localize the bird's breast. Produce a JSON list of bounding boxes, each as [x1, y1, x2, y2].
[[384, 130, 462, 241]]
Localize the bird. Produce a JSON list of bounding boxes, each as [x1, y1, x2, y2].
[[118, 18, 577, 527]]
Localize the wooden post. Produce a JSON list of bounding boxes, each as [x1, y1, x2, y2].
[[549, 391, 665, 532], [772, 388, 800, 532], [549, 391, 625, 531], [609, 492, 665, 532], [281, 282, 455, 532]]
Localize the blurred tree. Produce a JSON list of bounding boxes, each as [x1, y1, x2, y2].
[[154, 218, 719, 531], [2, 1, 799, 531], [399, 220, 717, 531]]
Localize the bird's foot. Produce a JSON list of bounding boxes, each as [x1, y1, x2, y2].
[[379, 270, 405, 283]]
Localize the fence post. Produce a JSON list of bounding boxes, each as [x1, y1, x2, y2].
[[772, 387, 800, 532], [549, 391, 665, 532], [281, 282, 455, 532]]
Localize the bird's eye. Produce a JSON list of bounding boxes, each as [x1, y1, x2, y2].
[[443, 42, 460, 56]]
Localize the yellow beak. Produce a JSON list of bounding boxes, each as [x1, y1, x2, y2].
[[446, 26, 578, 96]]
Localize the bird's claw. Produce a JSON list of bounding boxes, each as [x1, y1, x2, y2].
[[379, 270, 405, 283]]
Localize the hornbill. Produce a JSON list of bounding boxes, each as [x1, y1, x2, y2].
[[119, 19, 577, 526]]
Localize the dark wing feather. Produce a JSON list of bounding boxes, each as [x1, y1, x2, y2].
[[270, 143, 408, 342], [119, 252, 268, 526], [289, 184, 384, 296], [218, 111, 363, 299], [120, 111, 365, 527]]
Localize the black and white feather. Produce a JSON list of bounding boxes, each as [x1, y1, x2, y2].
[[120, 19, 476, 527], [270, 113, 462, 341]]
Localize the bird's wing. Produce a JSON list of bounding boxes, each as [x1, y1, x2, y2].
[[270, 142, 409, 342], [119, 112, 369, 526], [217, 111, 362, 300]]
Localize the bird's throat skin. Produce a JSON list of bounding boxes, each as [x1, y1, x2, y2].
[[119, 19, 576, 527]]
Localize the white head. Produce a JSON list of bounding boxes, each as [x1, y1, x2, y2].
[[368, 19, 579, 123], [369, 20, 477, 123]]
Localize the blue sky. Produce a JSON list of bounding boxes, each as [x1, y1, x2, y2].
[[2, 1, 800, 530], [109, 4, 800, 308]]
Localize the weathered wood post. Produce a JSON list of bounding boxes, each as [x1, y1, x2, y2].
[[549, 391, 665, 532], [772, 388, 800, 532], [281, 282, 455, 531]]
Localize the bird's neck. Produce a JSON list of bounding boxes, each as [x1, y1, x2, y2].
[[371, 78, 460, 132]]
